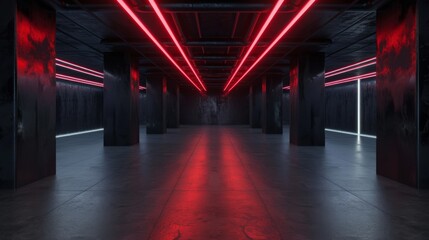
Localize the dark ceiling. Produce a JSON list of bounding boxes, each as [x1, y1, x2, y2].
[[48, 0, 385, 94]]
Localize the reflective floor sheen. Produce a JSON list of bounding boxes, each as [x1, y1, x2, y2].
[[1, 126, 429, 240]]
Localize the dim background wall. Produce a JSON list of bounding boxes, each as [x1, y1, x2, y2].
[[180, 88, 249, 125], [139, 93, 147, 126]]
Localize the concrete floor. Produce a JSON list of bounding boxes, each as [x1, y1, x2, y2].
[[1, 126, 429, 239]]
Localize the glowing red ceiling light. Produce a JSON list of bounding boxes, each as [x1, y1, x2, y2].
[[139, 86, 147, 90], [56, 58, 104, 78], [56, 73, 104, 88], [325, 61, 376, 78], [116, 0, 203, 92], [223, 0, 284, 91], [325, 72, 376, 87], [225, 0, 317, 93], [325, 57, 376, 77], [283, 86, 290, 90], [148, 0, 206, 91]]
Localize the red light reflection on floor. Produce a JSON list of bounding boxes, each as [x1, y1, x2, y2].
[[149, 129, 281, 239]]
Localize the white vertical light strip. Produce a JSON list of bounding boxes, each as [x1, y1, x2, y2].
[[357, 78, 361, 138], [325, 129, 376, 139], [56, 128, 104, 138]]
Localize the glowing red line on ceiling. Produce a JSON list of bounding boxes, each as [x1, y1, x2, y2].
[[139, 86, 147, 90], [325, 72, 376, 87], [116, 0, 202, 92], [325, 57, 376, 77], [325, 61, 376, 78], [56, 73, 104, 88], [283, 86, 290, 90], [56, 58, 104, 77], [225, 0, 317, 93], [223, 0, 284, 91], [56, 62, 104, 79], [148, 0, 206, 91]]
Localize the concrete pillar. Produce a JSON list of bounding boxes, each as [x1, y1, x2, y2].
[[261, 74, 283, 134], [376, 0, 429, 188], [103, 52, 140, 146], [289, 52, 325, 146], [146, 74, 167, 134], [167, 80, 180, 128], [0, 0, 56, 188], [249, 81, 262, 128]]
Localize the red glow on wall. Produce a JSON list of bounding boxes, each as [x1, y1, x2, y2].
[[116, 0, 203, 92], [56, 58, 104, 78], [223, 0, 284, 92], [225, 0, 317, 94], [56, 58, 146, 91], [325, 57, 376, 78], [283, 57, 377, 90], [149, 0, 206, 91], [56, 73, 104, 88], [283, 72, 376, 90], [325, 72, 376, 87], [56, 62, 104, 79]]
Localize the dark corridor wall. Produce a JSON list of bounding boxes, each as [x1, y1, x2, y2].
[[56, 82, 147, 134], [139, 93, 147, 125], [361, 79, 376, 135], [180, 89, 249, 125], [282, 79, 376, 135], [325, 83, 358, 132], [56, 82, 103, 134]]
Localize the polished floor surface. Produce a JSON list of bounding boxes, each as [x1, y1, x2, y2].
[[1, 126, 429, 239]]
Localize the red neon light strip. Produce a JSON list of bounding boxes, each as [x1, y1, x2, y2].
[[56, 62, 104, 79], [325, 61, 376, 78], [325, 72, 376, 87], [56, 73, 104, 87], [148, 0, 206, 91], [325, 57, 376, 77], [57, 73, 147, 91], [282, 72, 376, 89], [226, 0, 317, 93], [56, 58, 104, 77], [116, 0, 202, 92], [223, 0, 284, 91]]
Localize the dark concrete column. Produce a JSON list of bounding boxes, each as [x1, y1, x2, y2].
[[103, 52, 139, 146], [376, 0, 429, 188], [289, 52, 325, 146], [261, 74, 283, 134], [167, 80, 180, 128], [0, 0, 56, 188], [249, 80, 262, 128], [146, 74, 167, 134]]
